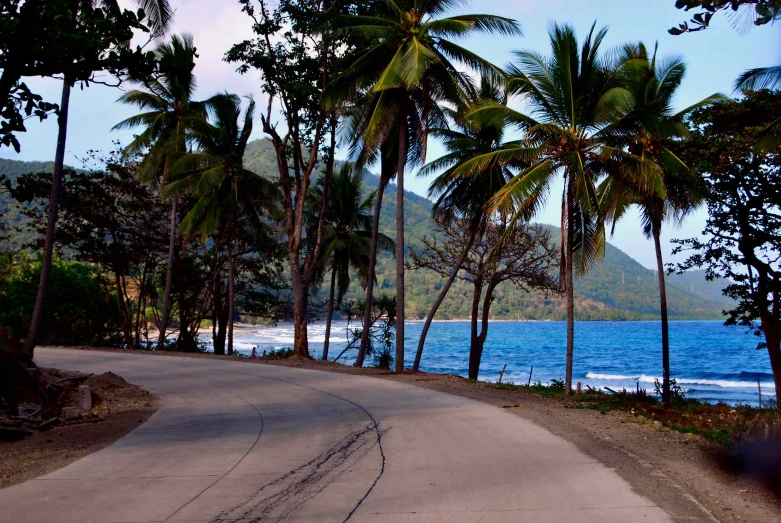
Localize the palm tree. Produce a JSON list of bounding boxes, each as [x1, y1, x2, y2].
[[22, 0, 173, 359], [599, 43, 718, 403], [457, 23, 660, 393], [412, 76, 512, 370], [307, 164, 394, 361], [166, 93, 277, 355], [113, 33, 204, 351], [337, 0, 521, 370]]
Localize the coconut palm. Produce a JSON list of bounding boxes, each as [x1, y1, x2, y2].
[[165, 93, 277, 355], [457, 23, 661, 393], [337, 0, 522, 370], [412, 76, 513, 370], [599, 43, 718, 403], [113, 33, 205, 351], [23, 0, 173, 359], [307, 164, 394, 361]]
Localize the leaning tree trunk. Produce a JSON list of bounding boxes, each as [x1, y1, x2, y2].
[[156, 194, 177, 350], [227, 234, 235, 356], [395, 103, 408, 373], [23, 79, 71, 360], [413, 224, 478, 371], [322, 265, 337, 361], [355, 174, 388, 367], [564, 181, 575, 395], [652, 224, 671, 404]]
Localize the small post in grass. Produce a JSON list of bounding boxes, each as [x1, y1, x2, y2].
[[498, 364, 507, 384], [576, 382, 582, 394], [757, 377, 762, 409], [527, 365, 534, 387]]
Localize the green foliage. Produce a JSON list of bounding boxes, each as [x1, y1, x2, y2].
[[670, 1, 781, 34], [674, 91, 781, 344], [0, 255, 122, 346], [0, 0, 158, 151]]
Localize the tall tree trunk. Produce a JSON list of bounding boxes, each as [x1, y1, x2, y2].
[[134, 259, 150, 348], [323, 265, 337, 361], [395, 103, 408, 373], [227, 234, 235, 356], [766, 329, 781, 405], [413, 224, 478, 371], [468, 279, 483, 380], [564, 181, 575, 394], [292, 270, 309, 358], [23, 79, 71, 360], [355, 174, 388, 367], [157, 194, 177, 350], [653, 224, 671, 404]]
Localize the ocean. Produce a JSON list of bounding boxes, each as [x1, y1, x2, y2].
[[209, 320, 774, 407]]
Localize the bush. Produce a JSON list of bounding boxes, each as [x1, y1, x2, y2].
[[0, 257, 122, 346]]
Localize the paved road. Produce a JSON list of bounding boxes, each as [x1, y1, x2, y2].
[[0, 348, 670, 522]]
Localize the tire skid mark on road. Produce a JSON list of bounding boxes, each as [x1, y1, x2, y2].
[[147, 360, 386, 523], [212, 368, 387, 523], [214, 423, 384, 522]]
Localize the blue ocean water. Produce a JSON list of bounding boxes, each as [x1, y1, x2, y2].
[[215, 320, 774, 406]]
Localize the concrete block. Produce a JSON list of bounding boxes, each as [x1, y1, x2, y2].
[[18, 404, 41, 420], [78, 385, 93, 411], [61, 406, 83, 420]]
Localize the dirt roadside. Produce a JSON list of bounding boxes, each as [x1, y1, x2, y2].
[[0, 370, 158, 489], [44, 347, 781, 522]]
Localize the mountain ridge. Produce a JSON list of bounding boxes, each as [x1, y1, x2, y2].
[[1, 141, 734, 320]]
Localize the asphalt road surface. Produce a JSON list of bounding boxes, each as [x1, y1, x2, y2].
[[0, 348, 670, 522]]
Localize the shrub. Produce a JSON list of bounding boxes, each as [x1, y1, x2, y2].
[[0, 256, 122, 346]]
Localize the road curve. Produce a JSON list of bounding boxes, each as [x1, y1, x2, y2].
[[0, 348, 670, 522]]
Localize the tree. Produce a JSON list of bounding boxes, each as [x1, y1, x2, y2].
[[226, 0, 363, 359], [19, 0, 171, 360], [114, 33, 204, 351], [167, 93, 277, 355], [673, 90, 781, 404], [670, 0, 781, 148], [410, 217, 558, 379], [669, 0, 781, 34], [337, 0, 521, 370], [412, 76, 512, 370], [459, 23, 657, 392], [599, 43, 719, 403], [0, 0, 160, 151], [307, 164, 393, 361]]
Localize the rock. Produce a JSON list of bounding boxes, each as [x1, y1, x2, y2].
[[78, 385, 92, 411]]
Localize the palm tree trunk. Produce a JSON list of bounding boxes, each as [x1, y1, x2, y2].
[[413, 224, 478, 371], [355, 173, 387, 367], [395, 104, 408, 373], [653, 224, 671, 404], [23, 79, 71, 361], [156, 194, 176, 350], [323, 265, 337, 361], [227, 225, 235, 356], [565, 181, 575, 395]]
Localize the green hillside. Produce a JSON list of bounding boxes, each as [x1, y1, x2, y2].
[[1, 143, 733, 320]]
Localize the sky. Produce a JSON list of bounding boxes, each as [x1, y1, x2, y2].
[[2, 0, 779, 269]]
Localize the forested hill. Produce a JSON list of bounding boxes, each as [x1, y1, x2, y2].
[[2, 143, 733, 320]]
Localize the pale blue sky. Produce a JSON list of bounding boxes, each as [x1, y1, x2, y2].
[[2, 0, 778, 268]]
